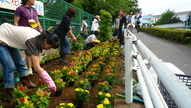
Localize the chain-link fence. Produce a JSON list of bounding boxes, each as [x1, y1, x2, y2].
[[0, 0, 94, 35]]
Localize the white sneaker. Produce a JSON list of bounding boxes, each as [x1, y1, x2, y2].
[[120, 45, 124, 48], [28, 68, 33, 75]]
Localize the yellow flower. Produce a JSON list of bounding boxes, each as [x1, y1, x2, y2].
[[98, 91, 103, 95], [80, 89, 84, 92], [96, 104, 104, 108], [85, 90, 89, 93], [105, 93, 111, 97], [67, 103, 74, 107], [80, 80, 84, 83], [60, 103, 65, 106], [75, 88, 80, 91], [23, 96, 29, 105], [103, 98, 110, 105]]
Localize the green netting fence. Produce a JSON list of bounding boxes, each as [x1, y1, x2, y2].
[[0, 0, 94, 35]]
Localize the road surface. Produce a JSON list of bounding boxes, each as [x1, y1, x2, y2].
[[132, 30, 191, 75]]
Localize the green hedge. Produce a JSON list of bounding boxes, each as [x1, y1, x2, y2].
[[141, 27, 191, 44]]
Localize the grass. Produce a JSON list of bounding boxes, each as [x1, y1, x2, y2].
[[186, 45, 191, 48]]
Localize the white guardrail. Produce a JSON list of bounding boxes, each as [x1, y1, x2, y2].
[[124, 29, 191, 108]]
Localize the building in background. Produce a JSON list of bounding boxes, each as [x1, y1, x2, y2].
[[140, 10, 191, 27]]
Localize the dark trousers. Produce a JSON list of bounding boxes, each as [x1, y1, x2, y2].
[[86, 42, 97, 50], [118, 30, 124, 45]]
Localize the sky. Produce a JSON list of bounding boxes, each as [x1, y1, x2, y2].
[[138, 0, 191, 15]]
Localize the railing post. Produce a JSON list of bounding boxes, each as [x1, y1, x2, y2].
[[124, 29, 133, 103]]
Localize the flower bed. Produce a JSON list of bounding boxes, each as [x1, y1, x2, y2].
[[0, 38, 138, 108]]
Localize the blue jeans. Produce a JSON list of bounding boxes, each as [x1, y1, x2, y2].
[[59, 36, 71, 54], [0, 44, 28, 88]]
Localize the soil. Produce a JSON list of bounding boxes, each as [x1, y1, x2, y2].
[[0, 49, 144, 108]]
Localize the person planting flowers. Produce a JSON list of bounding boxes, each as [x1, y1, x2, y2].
[[0, 23, 59, 102], [85, 31, 100, 50]]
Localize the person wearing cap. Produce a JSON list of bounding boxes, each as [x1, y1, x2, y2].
[[80, 16, 89, 39], [90, 15, 100, 34], [0, 23, 59, 102], [54, 7, 77, 64], [85, 31, 100, 50]]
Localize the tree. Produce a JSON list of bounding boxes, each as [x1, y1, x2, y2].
[[99, 10, 112, 42], [170, 15, 182, 23], [70, 0, 140, 17], [154, 9, 175, 25]]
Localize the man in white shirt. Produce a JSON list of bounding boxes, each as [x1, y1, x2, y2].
[[85, 31, 100, 50]]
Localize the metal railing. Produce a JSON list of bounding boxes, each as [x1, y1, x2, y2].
[[124, 29, 191, 108]]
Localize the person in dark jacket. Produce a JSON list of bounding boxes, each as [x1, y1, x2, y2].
[[118, 9, 126, 48], [54, 7, 77, 64]]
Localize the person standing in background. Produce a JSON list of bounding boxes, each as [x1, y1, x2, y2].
[[14, 0, 43, 75], [118, 9, 126, 48], [91, 15, 100, 34], [126, 10, 135, 32], [113, 13, 121, 38], [80, 16, 89, 39], [54, 7, 77, 64]]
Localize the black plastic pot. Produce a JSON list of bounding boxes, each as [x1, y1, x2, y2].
[[55, 89, 63, 97], [68, 81, 74, 86], [74, 100, 83, 108]]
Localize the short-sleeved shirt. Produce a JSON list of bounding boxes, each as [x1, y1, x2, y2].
[[15, 5, 38, 28], [85, 34, 97, 44], [91, 18, 99, 31], [0, 23, 41, 56], [54, 15, 70, 39]]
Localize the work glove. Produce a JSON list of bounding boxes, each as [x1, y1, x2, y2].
[[70, 35, 78, 42], [94, 40, 100, 43], [39, 71, 56, 92], [122, 25, 125, 31]]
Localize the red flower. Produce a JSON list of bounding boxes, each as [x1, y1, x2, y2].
[[18, 86, 27, 91], [20, 97, 25, 101], [71, 71, 76, 75]]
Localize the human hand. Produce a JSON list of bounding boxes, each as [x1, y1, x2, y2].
[[70, 35, 78, 42], [39, 71, 56, 92]]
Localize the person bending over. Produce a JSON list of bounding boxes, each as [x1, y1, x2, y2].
[[85, 31, 100, 50], [0, 23, 59, 102]]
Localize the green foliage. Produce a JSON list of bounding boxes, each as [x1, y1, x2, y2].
[[96, 81, 112, 92], [55, 78, 66, 89], [74, 88, 90, 102], [13, 86, 30, 100], [71, 37, 86, 51], [71, 0, 140, 17], [0, 69, 2, 80], [186, 45, 191, 48], [99, 10, 112, 42], [31, 88, 50, 108], [75, 79, 91, 90], [155, 9, 175, 25], [141, 27, 191, 44]]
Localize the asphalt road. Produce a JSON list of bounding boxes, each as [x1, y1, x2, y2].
[[132, 30, 191, 75]]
